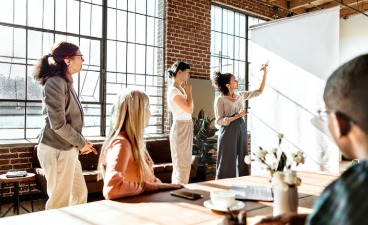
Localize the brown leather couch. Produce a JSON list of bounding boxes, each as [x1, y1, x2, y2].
[[32, 139, 199, 195], [146, 139, 199, 183], [32, 144, 104, 195]]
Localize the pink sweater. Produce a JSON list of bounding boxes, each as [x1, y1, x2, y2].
[[101, 133, 160, 199]]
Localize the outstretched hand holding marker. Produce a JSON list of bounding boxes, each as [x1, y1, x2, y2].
[[260, 60, 269, 71]]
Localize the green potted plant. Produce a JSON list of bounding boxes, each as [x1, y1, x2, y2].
[[192, 109, 218, 181]]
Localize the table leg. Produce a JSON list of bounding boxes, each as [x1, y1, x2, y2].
[[19, 182, 31, 213], [0, 179, 33, 217], [0, 182, 3, 212], [14, 182, 19, 215], [1, 182, 14, 217], [29, 181, 34, 212]]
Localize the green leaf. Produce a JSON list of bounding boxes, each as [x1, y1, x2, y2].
[[192, 109, 218, 167], [198, 109, 204, 119], [276, 152, 287, 172]]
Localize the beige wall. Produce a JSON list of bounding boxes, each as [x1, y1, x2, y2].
[[340, 14, 368, 64], [189, 78, 215, 119]]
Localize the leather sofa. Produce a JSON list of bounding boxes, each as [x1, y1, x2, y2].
[[145, 139, 199, 183], [32, 139, 199, 195], [32, 144, 104, 195]]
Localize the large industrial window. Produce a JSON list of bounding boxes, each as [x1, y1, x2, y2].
[[106, 0, 165, 134], [0, 0, 165, 140], [210, 5, 264, 92]]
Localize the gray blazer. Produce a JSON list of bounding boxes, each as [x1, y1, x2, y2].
[[38, 76, 86, 150]]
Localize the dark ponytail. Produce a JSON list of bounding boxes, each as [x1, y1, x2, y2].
[[166, 68, 175, 78], [33, 55, 56, 85], [33, 41, 79, 86], [167, 61, 190, 78], [212, 71, 233, 95]]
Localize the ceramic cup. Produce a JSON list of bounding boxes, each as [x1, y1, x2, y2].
[[210, 191, 236, 209]]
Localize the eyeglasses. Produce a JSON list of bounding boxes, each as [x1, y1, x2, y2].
[[66, 54, 83, 57], [317, 108, 336, 121], [317, 108, 356, 125]]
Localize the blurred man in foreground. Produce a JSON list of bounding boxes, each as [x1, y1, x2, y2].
[[256, 53, 368, 225]]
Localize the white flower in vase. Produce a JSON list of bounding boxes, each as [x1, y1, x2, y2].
[[272, 171, 289, 191], [256, 147, 268, 161], [291, 151, 305, 165], [284, 170, 297, 186], [272, 170, 302, 190], [244, 133, 305, 183], [272, 170, 299, 216], [269, 148, 277, 155]]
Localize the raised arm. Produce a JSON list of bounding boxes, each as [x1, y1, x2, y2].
[[258, 64, 268, 94], [172, 83, 193, 114]]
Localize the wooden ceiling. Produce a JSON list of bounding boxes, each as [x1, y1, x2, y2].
[[260, 0, 368, 18]]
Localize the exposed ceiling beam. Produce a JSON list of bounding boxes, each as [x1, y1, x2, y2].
[[260, 0, 306, 14], [340, 2, 368, 17], [289, 0, 332, 10], [305, 1, 338, 12], [335, 0, 368, 17], [258, 0, 368, 18]]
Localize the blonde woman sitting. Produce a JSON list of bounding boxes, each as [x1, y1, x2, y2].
[[98, 89, 183, 199]]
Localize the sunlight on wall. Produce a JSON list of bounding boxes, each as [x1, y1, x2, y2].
[[248, 43, 340, 174]]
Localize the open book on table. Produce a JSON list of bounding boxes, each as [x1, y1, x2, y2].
[[230, 185, 274, 202]]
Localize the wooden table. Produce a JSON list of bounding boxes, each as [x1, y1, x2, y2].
[[0, 171, 338, 225], [0, 173, 35, 217]]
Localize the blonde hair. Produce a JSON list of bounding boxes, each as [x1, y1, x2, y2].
[[98, 89, 153, 182]]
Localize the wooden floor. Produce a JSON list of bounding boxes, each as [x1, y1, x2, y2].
[[0, 198, 46, 217], [0, 192, 104, 218], [0, 160, 354, 218]]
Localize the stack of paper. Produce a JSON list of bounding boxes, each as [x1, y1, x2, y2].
[[6, 171, 27, 178], [230, 185, 274, 201]]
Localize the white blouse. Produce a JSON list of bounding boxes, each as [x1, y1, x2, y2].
[[167, 86, 192, 121], [214, 90, 260, 126]]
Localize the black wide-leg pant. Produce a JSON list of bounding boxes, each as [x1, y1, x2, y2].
[[216, 117, 250, 179]]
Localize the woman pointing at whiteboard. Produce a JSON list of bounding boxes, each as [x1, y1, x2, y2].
[[212, 63, 268, 179]]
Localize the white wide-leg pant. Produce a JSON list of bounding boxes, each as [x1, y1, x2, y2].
[[170, 120, 193, 184], [37, 143, 88, 210]]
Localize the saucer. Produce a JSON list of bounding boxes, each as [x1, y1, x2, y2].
[[203, 200, 245, 212]]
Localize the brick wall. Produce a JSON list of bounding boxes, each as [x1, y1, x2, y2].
[[0, 147, 36, 197], [164, 0, 288, 80], [165, 0, 212, 79], [164, 0, 288, 78], [164, 0, 212, 133], [164, 0, 288, 133], [1, 0, 285, 197]]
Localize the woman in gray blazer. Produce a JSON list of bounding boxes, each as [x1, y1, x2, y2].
[[34, 41, 97, 210]]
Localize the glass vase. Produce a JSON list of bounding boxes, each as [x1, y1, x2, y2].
[[273, 186, 298, 216]]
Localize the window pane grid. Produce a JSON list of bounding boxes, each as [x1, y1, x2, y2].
[[0, 1, 146, 139], [211, 5, 254, 84], [105, 0, 165, 135], [0, 0, 166, 140]]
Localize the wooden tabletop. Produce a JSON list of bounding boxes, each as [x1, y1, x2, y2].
[[0, 171, 339, 225], [0, 173, 35, 183]]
